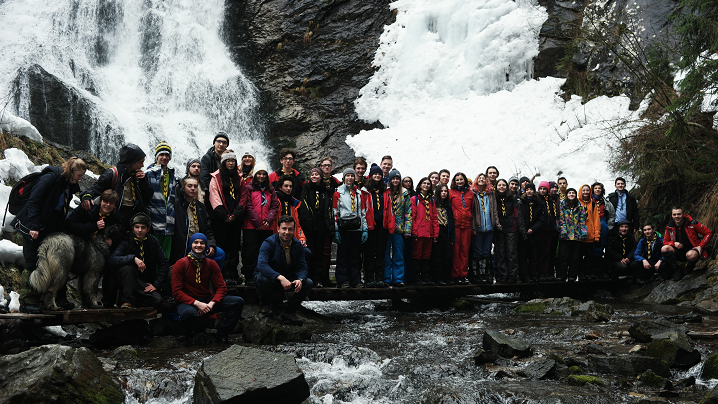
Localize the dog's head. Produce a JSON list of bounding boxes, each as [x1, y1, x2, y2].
[[103, 224, 125, 247]]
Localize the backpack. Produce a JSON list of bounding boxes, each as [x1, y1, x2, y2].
[[2, 170, 56, 226]]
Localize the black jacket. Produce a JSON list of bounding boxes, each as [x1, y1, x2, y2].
[[80, 144, 152, 212], [170, 197, 217, 264], [299, 181, 334, 232], [607, 190, 640, 230], [65, 204, 123, 236], [605, 231, 637, 262], [108, 234, 170, 289], [519, 194, 547, 236], [200, 147, 220, 192], [12, 166, 79, 236]]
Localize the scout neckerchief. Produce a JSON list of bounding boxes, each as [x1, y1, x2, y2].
[[188, 250, 206, 283], [646, 235, 656, 260], [133, 236, 146, 272], [420, 193, 431, 220], [161, 167, 169, 201], [94, 210, 110, 240]]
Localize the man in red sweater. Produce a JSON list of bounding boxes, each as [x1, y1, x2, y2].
[[172, 233, 243, 339]]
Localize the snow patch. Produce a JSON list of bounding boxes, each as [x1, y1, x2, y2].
[[0, 240, 23, 266], [0, 110, 42, 142]]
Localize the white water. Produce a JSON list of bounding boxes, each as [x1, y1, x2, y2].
[[0, 0, 267, 169], [349, 0, 648, 186]]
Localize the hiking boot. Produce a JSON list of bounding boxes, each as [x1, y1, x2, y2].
[[339, 283, 350, 289], [260, 305, 272, 316], [121, 303, 134, 309], [355, 283, 364, 288]]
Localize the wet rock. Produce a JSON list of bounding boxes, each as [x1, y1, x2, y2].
[[0, 344, 123, 404], [482, 330, 532, 359], [628, 319, 688, 343], [553, 363, 570, 379], [587, 354, 670, 378], [145, 335, 181, 350], [572, 301, 614, 322], [695, 299, 718, 315], [274, 344, 380, 368], [642, 267, 717, 305], [517, 359, 556, 380], [646, 335, 701, 369], [240, 316, 312, 344], [701, 353, 718, 379], [638, 369, 668, 389], [109, 345, 138, 363], [89, 319, 149, 347], [494, 369, 517, 379], [675, 376, 696, 388], [636, 398, 669, 404], [585, 344, 611, 356], [567, 365, 586, 375], [566, 375, 605, 386], [534, 0, 585, 78], [629, 345, 645, 354], [515, 298, 613, 321], [663, 312, 703, 324], [564, 357, 588, 369], [193, 344, 309, 404], [473, 349, 501, 366], [585, 330, 602, 340]]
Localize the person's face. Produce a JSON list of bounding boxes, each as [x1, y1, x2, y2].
[[643, 225, 654, 238], [672, 209, 684, 225], [550, 186, 558, 196], [280, 180, 293, 195], [320, 160, 332, 176], [242, 155, 254, 167], [224, 160, 237, 170], [420, 180, 431, 193], [133, 223, 149, 239], [214, 138, 228, 153], [278, 222, 295, 241], [581, 187, 591, 199], [281, 154, 294, 169], [100, 199, 116, 214], [593, 185, 602, 196], [191, 238, 206, 254], [439, 172, 450, 184], [476, 175, 486, 186], [487, 168, 498, 182], [619, 224, 629, 235], [525, 188, 535, 197], [402, 178, 412, 189], [156, 153, 170, 166], [255, 171, 268, 182], [558, 179, 567, 190], [129, 157, 145, 173], [372, 172, 383, 182], [539, 186, 548, 196], [567, 190, 577, 200], [440, 188, 449, 199], [71, 169, 86, 184], [354, 164, 367, 179], [430, 174, 439, 186], [189, 162, 201, 177], [497, 182, 507, 193], [183, 180, 198, 198], [454, 176, 465, 187], [615, 180, 626, 192], [390, 177, 400, 187], [380, 159, 393, 175], [509, 181, 518, 192], [344, 173, 355, 186], [310, 171, 321, 183]]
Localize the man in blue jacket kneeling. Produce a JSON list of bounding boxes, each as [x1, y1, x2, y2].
[[255, 215, 313, 324]]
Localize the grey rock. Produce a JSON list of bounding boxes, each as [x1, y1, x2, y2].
[[629, 319, 688, 343], [474, 349, 501, 366], [642, 268, 715, 305], [646, 334, 701, 369], [109, 345, 138, 363], [193, 344, 309, 404], [482, 330, 532, 358], [637, 398, 669, 404], [517, 359, 557, 380], [587, 354, 670, 378], [564, 357, 588, 369], [585, 344, 611, 356], [0, 344, 123, 404], [240, 316, 312, 344]]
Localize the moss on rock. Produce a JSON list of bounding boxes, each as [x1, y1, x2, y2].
[[566, 375, 604, 386], [568, 366, 585, 375], [515, 302, 546, 313], [646, 339, 677, 363], [702, 353, 718, 379]]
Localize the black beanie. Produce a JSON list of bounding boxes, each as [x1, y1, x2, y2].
[[214, 132, 229, 145]]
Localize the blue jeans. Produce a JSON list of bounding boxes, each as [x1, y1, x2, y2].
[[472, 230, 494, 259], [592, 219, 609, 258], [384, 233, 405, 284], [255, 272, 313, 308], [176, 295, 243, 335]]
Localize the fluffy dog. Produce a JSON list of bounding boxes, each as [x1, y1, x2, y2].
[[30, 225, 124, 311]]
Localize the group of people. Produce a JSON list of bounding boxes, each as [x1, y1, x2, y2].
[[10, 132, 714, 326]]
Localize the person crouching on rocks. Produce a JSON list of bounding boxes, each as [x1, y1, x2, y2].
[[108, 213, 169, 308], [172, 233, 244, 340], [661, 206, 713, 281]]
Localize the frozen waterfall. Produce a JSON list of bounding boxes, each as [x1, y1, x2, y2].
[[0, 0, 266, 168]]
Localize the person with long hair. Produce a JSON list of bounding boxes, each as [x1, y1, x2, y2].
[[428, 171, 440, 192], [402, 176, 415, 281], [362, 165, 390, 288], [332, 168, 368, 288], [470, 173, 498, 284], [557, 188, 588, 281], [449, 172, 474, 284], [384, 169, 412, 287], [240, 151, 256, 186], [578, 184, 602, 281], [538, 181, 560, 281], [493, 179, 526, 283], [517, 183, 547, 283], [299, 168, 334, 288], [411, 177, 439, 285], [590, 182, 615, 279], [431, 184, 454, 285], [241, 163, 279, 285]]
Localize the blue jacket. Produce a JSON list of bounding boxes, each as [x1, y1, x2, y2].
[[256, 233, 308, 281], [145, 163, 176, 235], [634, 235, 664, 262], [12, 166, 78, 237]]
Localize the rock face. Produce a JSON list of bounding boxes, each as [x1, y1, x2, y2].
[[587, 354, 670, 378], [0, 344, 123, 404], [240, 316, 312, 344], [224, 0, 396, 170], [193, 344, 310, 404], [628, 319, 687, 343], [482, 330, 532, 358]]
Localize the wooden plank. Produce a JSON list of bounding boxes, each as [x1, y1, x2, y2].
[[688, 331, 718, 339], [0, 313, 55, 319]]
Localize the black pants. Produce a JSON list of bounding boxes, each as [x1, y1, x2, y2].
[[305, 228, 329, 283], [336, 231, 362, 286], [630, 259, 661, 281], [495, 231, 518, 282], [364, 229, 389, 283], [177, 295, 244, 336], [214, 220, 242, 280], [558, 239, 582, 280], [579, 242, 594, 279], [19, 234, 44, 305], [431, 227, 453, 283], [536, 231, 554, 278], [549, 231, 559, 276], [116, 265, 162, 308], [255, 272, 313, 309], [241, 229, 273, 279], [608, 260, 632, 278], [518, 236, 539, 281]]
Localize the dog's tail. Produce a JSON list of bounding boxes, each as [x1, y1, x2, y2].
[[30, 234, 74, 293]]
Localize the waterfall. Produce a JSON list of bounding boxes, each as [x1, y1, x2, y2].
[[0, 0, 266, 168]]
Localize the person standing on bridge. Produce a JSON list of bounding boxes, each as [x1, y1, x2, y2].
[[241, 163, 279, 286], [431, 184, 454, 285], [269, 148, 305, 199], [145, 141, 175, 259], [557, 188, 588, 282], [333, 168, 369, 288], [200, 132, 229, 204], [383, 169, 411, 287], [411, 177, 439, 285], [449, 172, 474, 285], [470, 173, 497, 284], [362, 165, 389, 288], [299, 168, 334, 288], [494, 179, 525, 284]]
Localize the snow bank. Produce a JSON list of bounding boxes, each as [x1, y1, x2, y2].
[[349, 0, 648, 186], [0, 110, 42, 142], [0, 240, 23, 266]]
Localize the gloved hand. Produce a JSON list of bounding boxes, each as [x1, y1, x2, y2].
[[333, 233, 342, 245], [361, 231, 368, 244]]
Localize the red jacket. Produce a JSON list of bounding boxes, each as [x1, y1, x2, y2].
[[172, 257, 226, 305], [411, 194, 439, 238], [663, 214, 713, 258], [243, 184, 280, 230], [449, 188, 474, 229]]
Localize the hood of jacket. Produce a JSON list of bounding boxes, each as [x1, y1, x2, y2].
[[118, 143, 146, 168]]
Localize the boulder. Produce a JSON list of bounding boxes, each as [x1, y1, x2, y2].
[[701, 353, 718, 379], [628, 319, 688, 343], [566, 375, 605, 386], [646, 335, 701, 369], [473, 349, 501, 366], [240, 317, 312, 344], [0, 344, 123, 404], [109, 345, 138, 363], [517, 359, 557, 380], [193, 345, 309, 404], [482, 330, 532, 358], [515, 298, 613, 321], [587, 354, 670, 378], [638, 369, 669, 389]]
